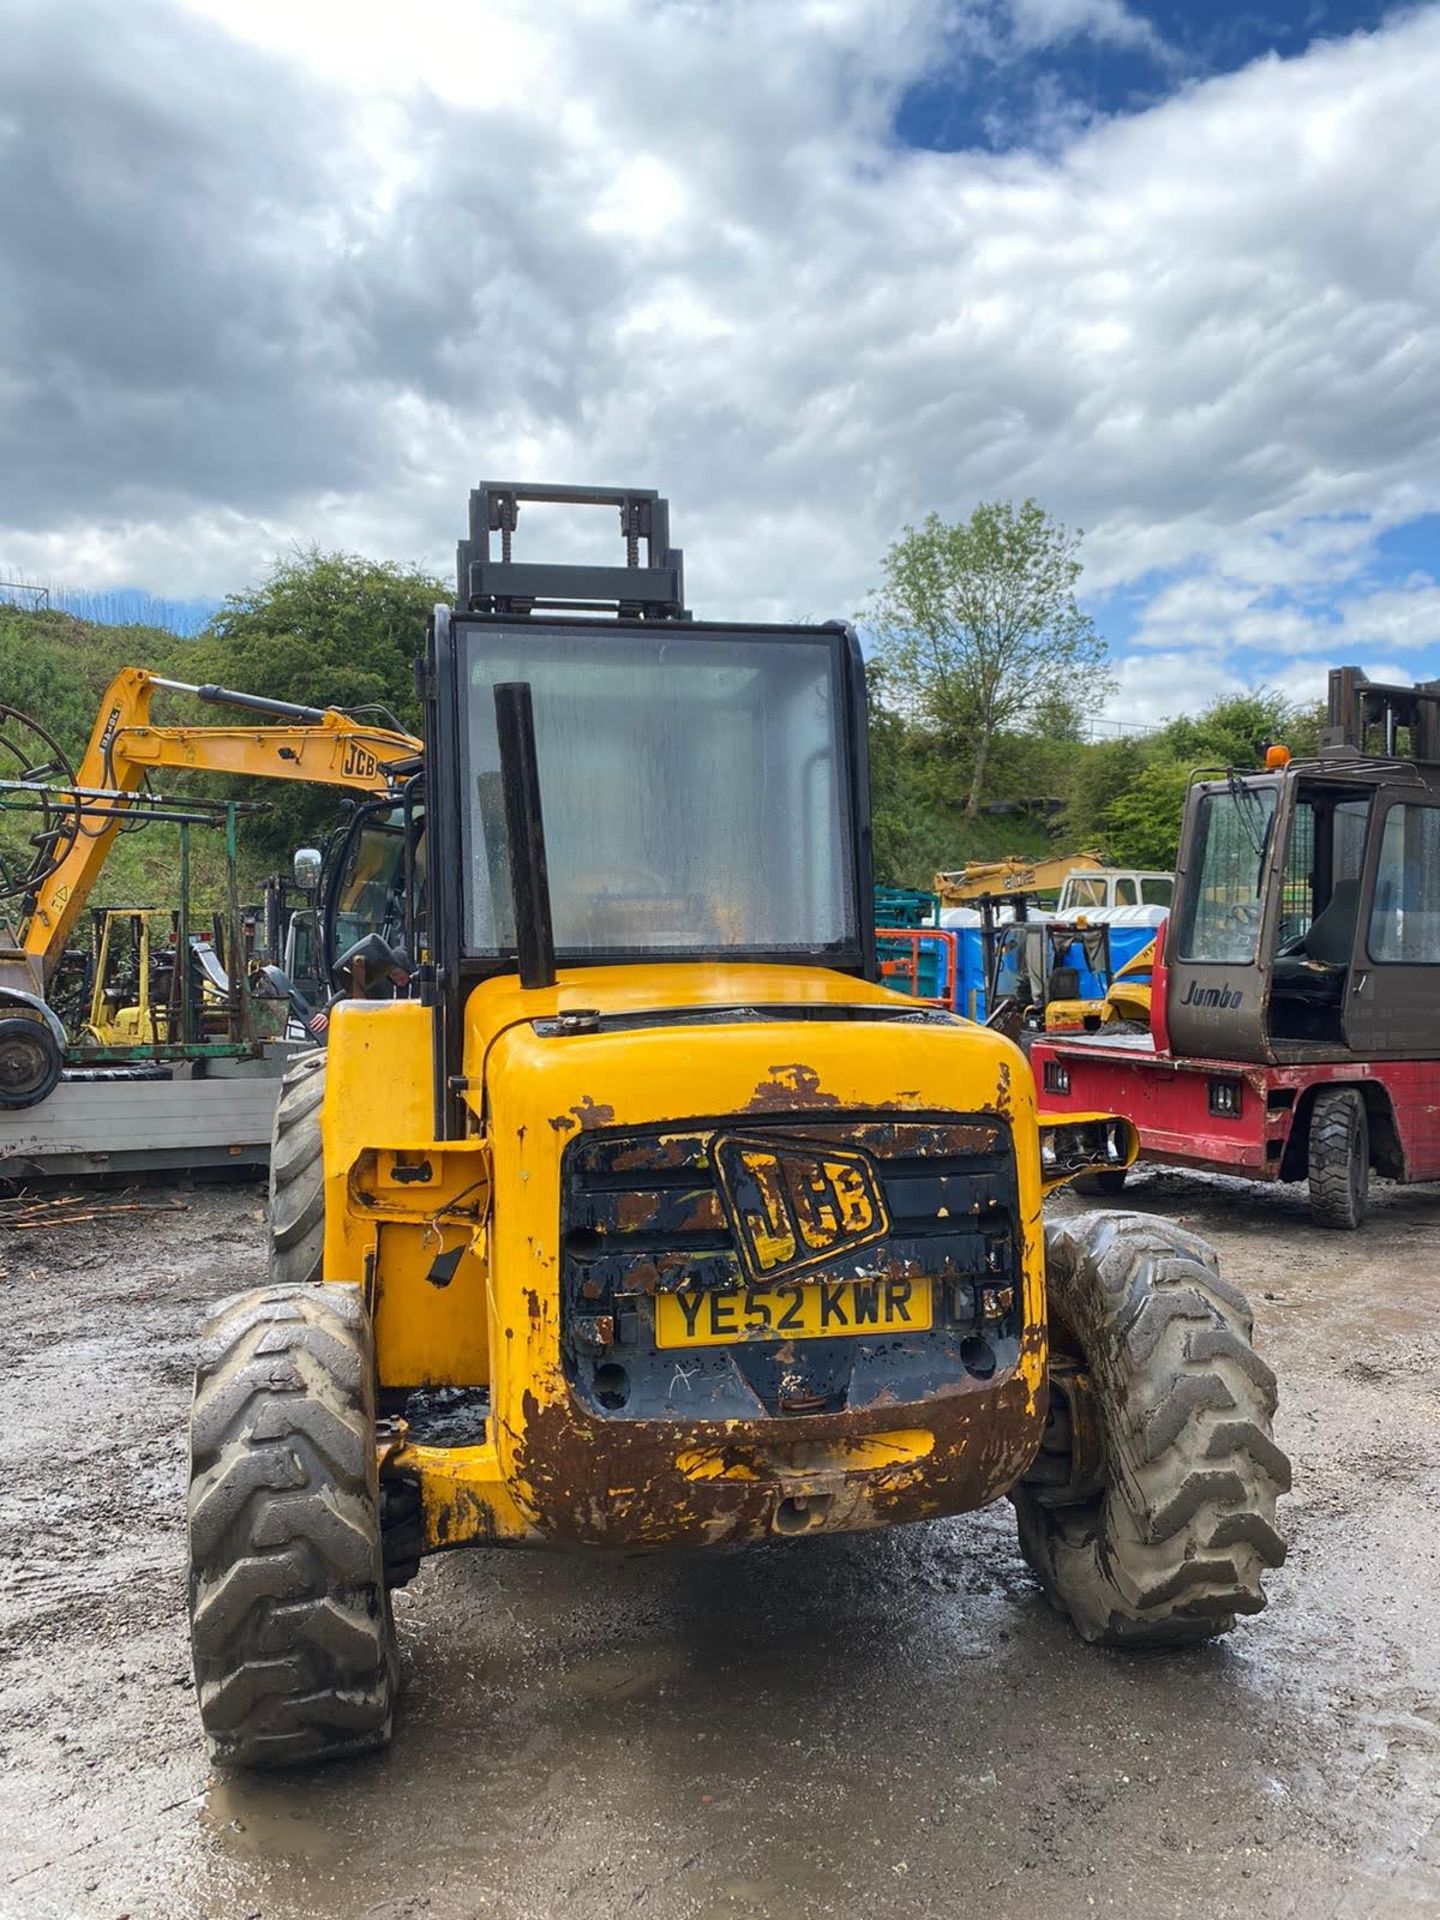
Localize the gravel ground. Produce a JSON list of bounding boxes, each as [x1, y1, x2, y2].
[[2, 1169, 1439, 1920]]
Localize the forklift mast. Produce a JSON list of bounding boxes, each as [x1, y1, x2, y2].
[[1323, 666, 1440, 762], [457, 483, 688, 621]]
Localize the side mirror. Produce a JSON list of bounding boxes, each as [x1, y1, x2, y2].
[[293, 847, 322, 892]]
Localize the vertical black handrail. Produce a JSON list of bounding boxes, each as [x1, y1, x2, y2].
[[493, 683, 556, 991]]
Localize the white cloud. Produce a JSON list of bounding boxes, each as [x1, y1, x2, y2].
[[1126, 542, 1440, 678], [1104, 648, 1250, 728], [1, 0, 1439, 716], [1336, 583, 1440, 651], [1007, 0, 1167, 56]]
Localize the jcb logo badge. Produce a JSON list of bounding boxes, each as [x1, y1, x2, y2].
[[710, 1133, 890, 1284], [342, 740, 380, 781]]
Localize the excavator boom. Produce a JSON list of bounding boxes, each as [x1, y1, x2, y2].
[[934, 850, 1102, 906]]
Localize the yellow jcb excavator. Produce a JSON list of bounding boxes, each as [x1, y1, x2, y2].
[[0, 669, 421, 1108]]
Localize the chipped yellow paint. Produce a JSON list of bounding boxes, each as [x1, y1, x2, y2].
[[677, 1429, 935, 1482], [403, 1442, 535, 1546]]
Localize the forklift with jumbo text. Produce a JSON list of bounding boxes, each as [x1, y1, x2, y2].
[[1035, 667, 1440, 1227]]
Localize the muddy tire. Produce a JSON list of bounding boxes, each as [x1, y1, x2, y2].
[[1012, 1211, 1289, 1648], [269, 1050, 327, 1285], [188, 1283, 397, 1768], [1307, 1087, 1369, 1230]]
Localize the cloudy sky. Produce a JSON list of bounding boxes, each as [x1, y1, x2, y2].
[[2, 0, 1439, 724]]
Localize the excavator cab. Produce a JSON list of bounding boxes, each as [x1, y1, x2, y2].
[[1167, 669, 1440, 1064]]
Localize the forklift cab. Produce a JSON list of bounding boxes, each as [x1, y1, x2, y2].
[[1168, 669, 1440, 1065]]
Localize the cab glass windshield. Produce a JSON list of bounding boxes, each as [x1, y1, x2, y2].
[[459, 625, 856, 958], [1176, 785, 1278, 962]]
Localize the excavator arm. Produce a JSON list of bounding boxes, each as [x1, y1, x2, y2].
[[934, 850, 1103, 906], [22, 668, 422, 978]]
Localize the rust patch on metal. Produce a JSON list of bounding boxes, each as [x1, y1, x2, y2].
[[430, 1481, 508, 1549], [993, 1059, 1014, 1119], [747, 1064, 842, 1112], [511, 1370, 1044, 1550], [549, 1111, 578, 1133]]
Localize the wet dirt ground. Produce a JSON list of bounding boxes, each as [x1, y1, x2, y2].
[[2, 1172, 1439, 1920]]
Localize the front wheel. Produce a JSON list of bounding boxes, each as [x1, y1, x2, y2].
[[1013, 1211, 1290, 1647], [1307, 1087, 1369, 1230]]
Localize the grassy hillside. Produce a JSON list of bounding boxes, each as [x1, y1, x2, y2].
[[0, 604, 194, 741]]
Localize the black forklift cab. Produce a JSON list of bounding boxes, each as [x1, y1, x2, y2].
[[1167, 668, 1440, 1065]]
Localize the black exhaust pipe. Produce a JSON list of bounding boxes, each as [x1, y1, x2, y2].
[[493, 682, 556, 991]]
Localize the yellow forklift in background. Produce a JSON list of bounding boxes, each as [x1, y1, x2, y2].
[[187, 485, 1289, 1768]]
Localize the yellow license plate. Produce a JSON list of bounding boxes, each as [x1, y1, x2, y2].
[[654, 1277, 932, 1349]]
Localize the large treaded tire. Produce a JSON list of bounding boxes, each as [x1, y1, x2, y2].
[[188, 1283, 397, 1768], [269, 1050, 327, 1286], [1013, 1211, 1290, 1648], [1308, 1087, 1369, 1230]]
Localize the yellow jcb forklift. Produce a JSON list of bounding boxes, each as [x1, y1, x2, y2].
[[188, 485, 1289, 1767]]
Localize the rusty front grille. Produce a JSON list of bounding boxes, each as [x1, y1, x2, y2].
[[560, 1113, 1021, 1421]]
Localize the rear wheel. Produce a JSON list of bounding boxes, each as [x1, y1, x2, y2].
[[1013, 1211, 1289, 1647], [188, 1283, 397, 1768], [269, 1050, 327, 1284], [1307, 1087, 1369, 1230], [0, 1015, 62, 1109]]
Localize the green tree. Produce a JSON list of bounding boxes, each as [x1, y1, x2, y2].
[[1100, 760, 1193, 868], [1093, 690, 1325, 870], [866, 500, 1112, 819], [1157, 691, 1308, 769], [196, 549, 442, 725], [1060, 734, 1146, 851], [188, 550, 444, 858]]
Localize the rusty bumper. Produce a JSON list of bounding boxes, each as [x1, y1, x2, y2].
[[407, 1353, 1046, 1554]]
